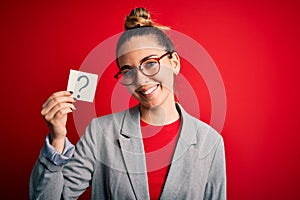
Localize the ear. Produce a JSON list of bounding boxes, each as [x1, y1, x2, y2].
[[170, 52, 181, 75]]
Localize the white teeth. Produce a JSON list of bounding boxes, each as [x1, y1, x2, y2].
[[143, 85, 157, 95]]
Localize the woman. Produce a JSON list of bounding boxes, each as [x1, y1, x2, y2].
[[30, 7, 226, 200]]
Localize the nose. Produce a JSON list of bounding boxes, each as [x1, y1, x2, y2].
[[135, 68, 150, 86]]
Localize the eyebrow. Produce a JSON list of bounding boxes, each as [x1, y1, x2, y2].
[[119, 54, 158, 70]]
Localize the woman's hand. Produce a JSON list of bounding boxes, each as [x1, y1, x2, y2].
[[41, 91, 76, 153]]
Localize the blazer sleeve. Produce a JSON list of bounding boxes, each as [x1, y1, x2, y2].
[[29, 118, 99, 200], [203, 137, 227, 200]]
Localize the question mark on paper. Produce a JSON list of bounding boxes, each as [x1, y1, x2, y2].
[[76, 75, 89, 99]]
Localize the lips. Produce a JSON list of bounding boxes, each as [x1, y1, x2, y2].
[[137, 84, 159, 97]]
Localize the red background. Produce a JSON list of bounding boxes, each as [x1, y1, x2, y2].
[[1, 0, 299, 199]]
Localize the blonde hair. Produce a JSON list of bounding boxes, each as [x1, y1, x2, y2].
[[124, 7, 170, 31]]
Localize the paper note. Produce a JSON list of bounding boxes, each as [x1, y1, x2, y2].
[[67, 69, 98, 102]]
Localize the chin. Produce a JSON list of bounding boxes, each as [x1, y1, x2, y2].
[[134, 89, 170, 109], [139, 98, 168, 110]]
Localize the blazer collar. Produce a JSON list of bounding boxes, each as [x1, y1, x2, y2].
[[160, 103, 198, 198], [118, 105, 149, 199], [119, 105, 141, 138]]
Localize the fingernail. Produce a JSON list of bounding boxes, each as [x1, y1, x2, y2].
[[72, 105, 77, 110], [73, 97, 77, 102]]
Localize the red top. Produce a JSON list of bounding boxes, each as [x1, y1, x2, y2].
[[141, 118, 181, 200]]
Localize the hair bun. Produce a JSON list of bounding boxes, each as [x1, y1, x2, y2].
[[129, 7, 151, 20], [124, 7, 170, 31], [124, 8, 153, 30]]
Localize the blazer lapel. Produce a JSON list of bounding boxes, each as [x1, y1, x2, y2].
[[160, 104, 198, 199], [118, 106, 150, 200]]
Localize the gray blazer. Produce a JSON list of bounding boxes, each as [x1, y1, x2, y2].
[[30, 104, 226, 199]]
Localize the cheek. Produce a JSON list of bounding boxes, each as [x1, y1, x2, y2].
[[154, 65, 174, 91]]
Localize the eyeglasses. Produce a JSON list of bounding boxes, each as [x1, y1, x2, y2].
[[114, 51, 173, 86]]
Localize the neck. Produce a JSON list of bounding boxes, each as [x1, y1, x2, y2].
[[140, 99, 179, 126]]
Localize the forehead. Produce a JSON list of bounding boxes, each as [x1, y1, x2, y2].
[[117, 35, 164, 58], [117, 49, 164, 66]]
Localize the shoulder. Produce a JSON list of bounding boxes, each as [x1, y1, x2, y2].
[[178, 103, 223, 158], [88, 105, 139, 130], [178, 103, 221, 138], [78, 106, 139, 150]]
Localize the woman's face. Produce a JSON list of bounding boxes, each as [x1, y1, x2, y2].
[[117, 36, 180, 109]]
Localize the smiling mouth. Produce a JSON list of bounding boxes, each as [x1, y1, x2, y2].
[[138, 84, 159, 97]]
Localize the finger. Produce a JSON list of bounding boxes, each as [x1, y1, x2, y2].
[[52, 107, 73, 121], [44, 102, 76, 120], [41, 95, 76, 116], [43, 103, 76, 122], [42, 91, 73, 108]]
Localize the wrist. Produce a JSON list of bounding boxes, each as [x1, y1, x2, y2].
[[50, 136, 65, 154]]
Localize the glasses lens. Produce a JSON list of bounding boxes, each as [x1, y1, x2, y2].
[[116, 56, 163, 85], [119, 68, 136, 85], [141, 59, 159, 76]]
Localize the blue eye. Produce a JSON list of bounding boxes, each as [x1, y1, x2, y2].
[[143, 60, 158, 68], [122, 68, 135, 78]]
